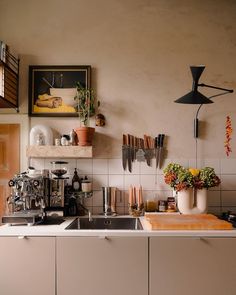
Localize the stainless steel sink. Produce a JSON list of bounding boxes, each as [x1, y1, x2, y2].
[[65, 217, 143, 230]]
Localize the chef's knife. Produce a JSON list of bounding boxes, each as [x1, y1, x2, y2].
[[134, 137, 138, 160], [130, 135, 135, 162], [158, 134, 165, 169], [155, 134, 161, 169], [122, 134, 128, 171], [144, 135, 151, 166], [127, 134, 132, 172]]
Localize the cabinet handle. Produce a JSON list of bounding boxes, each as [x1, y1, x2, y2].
[[98, 236, 109, 240], [18, 236, 26, 239]]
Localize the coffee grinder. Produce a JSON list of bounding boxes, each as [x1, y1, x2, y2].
[[48, 161, 68, 215]]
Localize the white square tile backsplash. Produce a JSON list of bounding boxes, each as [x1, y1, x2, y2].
[[108, 159, 124, 175], [33, 157, 236, 213], [221, 175, 236, 190], [140, 174, 157, 190], [77, 159, 93, 175], [221, 159, 236, 174], [221, 191, 236, 206], [92, 159, 108, 174], [108, 174, 124, 189], [124, 174, 141, 189], [92, 174, 109, 190]]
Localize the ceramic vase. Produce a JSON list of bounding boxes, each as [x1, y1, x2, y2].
[[177, 188, 207, 214]]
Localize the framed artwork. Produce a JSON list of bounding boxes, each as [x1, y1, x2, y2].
[[28, 65, 91, 117]]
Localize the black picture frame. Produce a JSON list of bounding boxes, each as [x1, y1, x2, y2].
[[28, 65, 91, 117]]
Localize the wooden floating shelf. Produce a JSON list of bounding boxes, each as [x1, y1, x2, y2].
[[26, 145, 93, 158]]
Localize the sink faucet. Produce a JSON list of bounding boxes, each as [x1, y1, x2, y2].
[[88, 210, 92, 222], [79, 203, 93, 222]]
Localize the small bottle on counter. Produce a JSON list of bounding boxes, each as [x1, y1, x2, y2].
[[72, 168, 81, 191], [158, 200, 167, 212], [167, 197, 177, 212]]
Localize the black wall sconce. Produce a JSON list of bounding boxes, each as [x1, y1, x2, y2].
[[174, 65, 234, 138]]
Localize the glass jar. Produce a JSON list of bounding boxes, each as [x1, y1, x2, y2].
[[145, 199, 157, 212], [81, 176, 92, 193], [51, 161, 68, 178]]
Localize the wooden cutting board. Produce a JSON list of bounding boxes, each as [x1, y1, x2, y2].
[[145, 213, 233, 230]]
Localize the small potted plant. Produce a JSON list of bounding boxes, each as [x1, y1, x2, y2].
[[74, 82, 100, 146]]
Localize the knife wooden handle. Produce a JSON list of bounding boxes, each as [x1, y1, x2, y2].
[[160, 134, 165, 147], [140, 138, 144, 149], [127, 134, 130, 146], [147, 136, 154, 149], [123, 134, 126, 145], [130, 135, 134, 148], [143, 135, 148, 149]]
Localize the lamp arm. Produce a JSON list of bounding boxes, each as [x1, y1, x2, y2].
[[198, 83, 234, 93], [193, 89, 234, 138]]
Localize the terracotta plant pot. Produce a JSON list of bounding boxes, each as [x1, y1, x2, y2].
[[75, 127, 95, 146]]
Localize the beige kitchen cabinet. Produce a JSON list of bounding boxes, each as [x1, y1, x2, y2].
[[57, 236, 148, 295], [0, 236, 55, 295], [150, 237, 236, 295]]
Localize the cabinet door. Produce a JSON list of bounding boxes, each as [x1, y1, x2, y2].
[[0, 237, 55, 295], [57, 236, 148, 295], [150, 237, 236, 295]]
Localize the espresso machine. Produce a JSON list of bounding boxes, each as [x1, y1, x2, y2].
[[2, 171, 46, 226]]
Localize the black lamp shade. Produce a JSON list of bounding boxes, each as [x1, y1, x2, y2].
[[190, 65, 205, 83], [174, 90, 213, 104], [175, 65, 213, 104]]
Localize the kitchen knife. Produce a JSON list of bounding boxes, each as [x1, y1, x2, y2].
[[134, 137, 138, 160], [127, 134, 132, 172], [144, 135, 151, 166], [158, 134, 165, 169], [147, 135, 154, 162], [130, 134, 135, 162], [136, 138, 146, 162], [155, 134, 161, 169], [122, 134, 128, 171]]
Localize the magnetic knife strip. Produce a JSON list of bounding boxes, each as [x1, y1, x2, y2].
[[122, 134, 165, 172]]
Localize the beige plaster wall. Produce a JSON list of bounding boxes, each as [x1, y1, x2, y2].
[[0, 0, 236, 159]]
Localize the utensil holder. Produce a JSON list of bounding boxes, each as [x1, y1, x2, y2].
[[128, 203, 144, 217]]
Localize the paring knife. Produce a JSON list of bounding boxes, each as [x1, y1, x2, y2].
[[130, 134, 135, 162], [127, 134, 132, 173], [144, 135, 151, 166], [158, 134, 165, 169], [122, 134, 128, 171], [155, 134, 161, 169]]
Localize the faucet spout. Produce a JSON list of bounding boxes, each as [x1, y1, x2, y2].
[[88, 210, 93, 222], [79, 203, 93, 222]]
